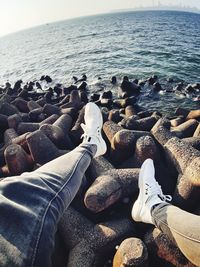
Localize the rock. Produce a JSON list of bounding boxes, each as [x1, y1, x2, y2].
[[11, 97, 29, 113], [61, 90, 83, 110], [54, 86, 62, 97], [43, 104, 60, 116], [0, 114, 8, 131], [151, 118, 175, 146], [182, 137, 200, 150], [175, 107, 190, 118], [45, 75, 52, 83], [17, 88, 29, 100], [113, 97, 137, 108], [164, 137, 200, 210], [171, 119, 199, 138], [26, 130, 67, 164], [144, 227, 195, 267], [27, 100, 41, 111], [59, 207, 135, 267], [193, 123, 200, 137], [173, 157, 200, 211], [4, 128, 18, 144], [78, 81, 87, 91], [87, 156, 114, 182], [84, 168, 139, 213], [170, 116, 184, 127], [148, 75, 157, 85], [101, 91, 112, 99], [164, 137, 200, 174], [70, 107, 85, 145], [111, 129, 136, 165], [120, 136, 159, 169], [17, 114, 59, 134], [90, 93, 100, 102], [103, 121, 123, 144], [120, 77, 140, 97], [0, 102, 19, 116], [108, 109, 121, 123], [8, 114, 23, 130], [185, 84, 195, 93], [186, 109, 200, 120], [153, 82, 162, 91], [36, 97, 46, 107], [29, 108, 44, 122], [13, 80, 23, 92], [40, 114, 74, 150], [125, 105, 137, 117], [111, 76, 117, 85], [99, 98, 113, 108], [113, 238, 149, 267], [80, 91, 88, 104], [4, 144, 33, 175], [124, 116, 158, 131]]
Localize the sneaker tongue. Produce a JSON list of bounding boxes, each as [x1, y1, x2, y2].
[[81, 123, 99, 136]]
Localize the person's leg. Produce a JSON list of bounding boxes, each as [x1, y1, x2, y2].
[[152, 203, 200, 266], [132, 159, 200, 267], [0, 143, 95, 267], [0, 102, 106, 267]]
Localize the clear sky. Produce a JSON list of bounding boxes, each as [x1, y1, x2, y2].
[[0, 0, 200, 37]]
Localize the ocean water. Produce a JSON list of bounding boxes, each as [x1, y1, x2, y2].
[[0, 11, 200, 114]]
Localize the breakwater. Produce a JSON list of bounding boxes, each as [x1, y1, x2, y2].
[[0, 75, 200, 267]]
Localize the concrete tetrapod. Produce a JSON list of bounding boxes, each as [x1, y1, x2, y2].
[[104, 121, 154, 165], [193, 123, 200, 137], [4, 144, 33, 175], [120, 115, 158, 132], [59, 207, 135, 267], [164, 137, 200, 210], [26, 130, 68, 165], [120, 135, 159, 169], [171, 119, 199, 138], [182, 137, 200, 150], [87, 156, 115, 182], [151, 118, 176, 146], [40, 114, 74, 150], [0, 114, 8, 132], [170, 116, 184, 127], [186, 109, 200, 120], [84, 168, 139, 213], [70, 107, 85, 145], [0, 102, 19, 116], [144, 227, 196, 267], [8, 114, 23, 130], [11, 97, 29, 113], [113, 238, 149, 267], [17, 114, 59, 134], [27, 100, 42, 111], [108, 109, 121, 123], [0, 130, 30, 167]]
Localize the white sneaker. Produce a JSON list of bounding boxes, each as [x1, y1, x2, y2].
[[81, 102, 107, 158], [132, 158, 172, 224]]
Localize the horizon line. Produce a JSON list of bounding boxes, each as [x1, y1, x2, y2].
[[1, 8, 200, 39]]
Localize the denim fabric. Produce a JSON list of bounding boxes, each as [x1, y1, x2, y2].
[[0, 144, 96, 267], [152, 203, 200, 266]]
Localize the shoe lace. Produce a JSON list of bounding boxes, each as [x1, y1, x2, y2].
[[81, 123, 101, 140], [145, 182, 172, 202]]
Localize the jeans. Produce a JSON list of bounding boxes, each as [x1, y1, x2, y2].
[[152, 203, 200, 267], [0, 144, 96, 267]]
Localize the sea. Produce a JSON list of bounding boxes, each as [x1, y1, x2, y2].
[[0, 10, 200, 115]]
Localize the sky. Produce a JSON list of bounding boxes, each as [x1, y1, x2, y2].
[[0, 0, 200, 37]]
